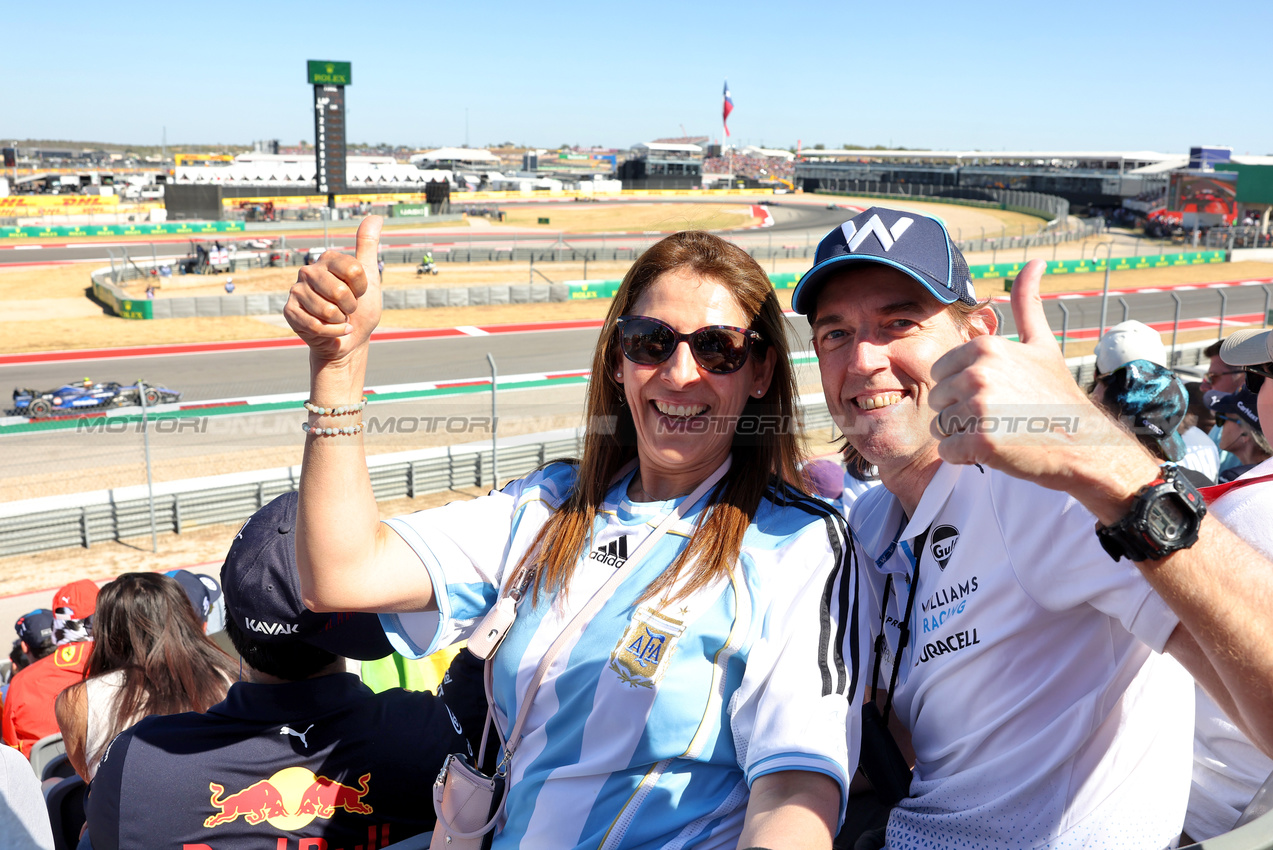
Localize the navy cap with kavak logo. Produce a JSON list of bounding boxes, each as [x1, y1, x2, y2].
[[221, 491, 392, 661], [792, 206, 978, 315]]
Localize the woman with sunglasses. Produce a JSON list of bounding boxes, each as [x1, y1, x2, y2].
[[284, 219, 862, 849]]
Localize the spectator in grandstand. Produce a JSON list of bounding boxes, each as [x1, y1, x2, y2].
[[2, 580, 97, 758], [795, 206, 1273, 848], [1185, 327, 1273, 841], [164, 567, 226, 633], [0, 743, 54, 850], [86, 491, 488, 850], [1091, 359, 1213, 487], [1181, 381, 1222, 483], [4, 610, 55, 700], [285, 221, 863, 848], [54, 572, 236, 782], [1093, 321, 1215, 485], [1205, 388, 1270, 483], [1203, 338, 1247, 474]]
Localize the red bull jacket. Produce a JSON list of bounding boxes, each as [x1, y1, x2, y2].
[[88, 659, 485, 850]]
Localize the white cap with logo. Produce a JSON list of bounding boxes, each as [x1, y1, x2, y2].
[[1095, 320, 1167, 375]]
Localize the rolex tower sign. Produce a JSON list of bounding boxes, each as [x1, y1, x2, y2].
[[308, 61, 351, 195]]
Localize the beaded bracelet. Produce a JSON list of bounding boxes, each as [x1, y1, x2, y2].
[[303, 396, 367, 416], [302, 421, 364, 437]]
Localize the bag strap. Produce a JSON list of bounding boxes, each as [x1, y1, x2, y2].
[[1199, 472, 1273, 504], [492, 455, 732, 774]]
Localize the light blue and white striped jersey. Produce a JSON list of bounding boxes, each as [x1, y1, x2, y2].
[[382, 461, 863, 850]]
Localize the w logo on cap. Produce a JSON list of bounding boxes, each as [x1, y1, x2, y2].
[[842, 215, 915, 253]]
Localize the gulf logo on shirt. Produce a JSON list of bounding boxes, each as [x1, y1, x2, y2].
[[203, 767, 373, 830]]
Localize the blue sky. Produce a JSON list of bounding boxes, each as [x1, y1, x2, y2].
[[4, 0, 1271, 154]]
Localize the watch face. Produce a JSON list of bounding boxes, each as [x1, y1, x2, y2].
[[1145, 495, 1190, 543]]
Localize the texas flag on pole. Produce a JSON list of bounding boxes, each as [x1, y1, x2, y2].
[[722, 81, 734, 137]]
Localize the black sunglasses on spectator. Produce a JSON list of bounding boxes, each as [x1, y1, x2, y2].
[[616, 316, 766, 375], [1245, 363, 1273, 394]]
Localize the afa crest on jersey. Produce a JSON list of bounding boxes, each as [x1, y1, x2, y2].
[[609, 607, 685, 689]]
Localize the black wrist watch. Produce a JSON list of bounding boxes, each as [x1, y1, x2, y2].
[[1096, 464, 1207, 562]]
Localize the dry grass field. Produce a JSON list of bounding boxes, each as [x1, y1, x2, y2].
[[499, 202, 759, 232]]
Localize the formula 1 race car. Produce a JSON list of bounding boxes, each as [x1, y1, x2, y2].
[[11, 379, 183, 418]]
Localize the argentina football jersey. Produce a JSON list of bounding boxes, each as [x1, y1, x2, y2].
[[381, 461, 863, 849]]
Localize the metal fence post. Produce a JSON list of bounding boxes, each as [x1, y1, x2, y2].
[[138, 381, 158, 553], [1217, 289, 1229, 338], [1264, 285, 1272, 328], [81, 508, 91, 549], [1057, 301, 1070, 358], [1170, 292, 1183, 360], [1118, 297, 1129, 324], [487, 353, 498, 488]]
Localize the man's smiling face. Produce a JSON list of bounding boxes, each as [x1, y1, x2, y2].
[[811, 265, 990, 477]]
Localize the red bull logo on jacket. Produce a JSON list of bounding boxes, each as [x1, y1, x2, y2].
[[204, 767, 373, 830]]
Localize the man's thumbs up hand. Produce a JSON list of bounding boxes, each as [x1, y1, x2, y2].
[[927, 260, 1139, 492]]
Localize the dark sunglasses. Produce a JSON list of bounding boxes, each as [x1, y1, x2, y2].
[[615, 315, 766, 375], [1246, 363, 1273, 394], [1205, 369, 1245, 384]]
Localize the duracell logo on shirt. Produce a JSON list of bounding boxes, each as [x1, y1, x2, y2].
[[589, 536, 630, 568]]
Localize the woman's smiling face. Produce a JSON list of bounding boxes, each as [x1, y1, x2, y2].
[[620, 267, 774, 497]]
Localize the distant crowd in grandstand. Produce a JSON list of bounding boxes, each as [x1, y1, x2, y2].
[[703, 153, 795, 181]]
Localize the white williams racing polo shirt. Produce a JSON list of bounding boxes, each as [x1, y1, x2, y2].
[[850, 461, 1194, 850]]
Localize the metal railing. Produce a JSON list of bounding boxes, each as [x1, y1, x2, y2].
[[0, 327, 1256, 558]]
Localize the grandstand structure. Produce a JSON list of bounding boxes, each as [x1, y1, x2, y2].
[[795, 149, 1190, 209], [617, 142, 704, 190]]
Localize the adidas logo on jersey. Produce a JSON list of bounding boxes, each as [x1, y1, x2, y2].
[[589, 536, 630, 568]]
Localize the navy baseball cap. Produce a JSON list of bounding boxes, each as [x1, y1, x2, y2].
[[1098, 360, 1187, 462], [220, 491, 392, 661], [792, 206, 977, 315], [15, 609, 54, 651], [1205, 387, 1261, 432], [165, 569, 222, 625]]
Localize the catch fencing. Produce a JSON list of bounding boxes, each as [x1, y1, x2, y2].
[[0, 329, 1228, 559]]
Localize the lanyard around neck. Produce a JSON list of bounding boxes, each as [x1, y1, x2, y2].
[[869, 516, 927, 722]]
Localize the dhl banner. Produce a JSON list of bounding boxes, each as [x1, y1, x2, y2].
[[0, 195, 124, 215], [221, 193, 432, 210]]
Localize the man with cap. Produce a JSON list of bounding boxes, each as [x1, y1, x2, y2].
[[1091, 358, 1215, 487], [166, 567, 227, 633], [87, 492, 488, 850], [1205, 387, 1270, 483], [1093, 320, 1218, 484], [1201, 337, 1247, 474], [2, 580, 97, 758], [1186, 328, 1273, 840], [8, 609, 56, 672], [798, 207, 1273, 848]]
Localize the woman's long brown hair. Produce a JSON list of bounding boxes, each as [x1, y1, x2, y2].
[[83, 572, 236, 763], [512, 231, 806, 606]]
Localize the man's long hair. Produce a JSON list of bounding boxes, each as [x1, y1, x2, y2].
[[510, 231, 806, 606]]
